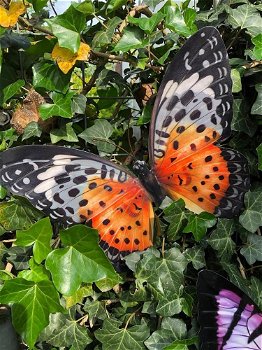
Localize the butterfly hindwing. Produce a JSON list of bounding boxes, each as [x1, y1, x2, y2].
[[0, 145, 154, 261], [150, 26, 249, 217], [154, 143, 249, 217], [197, 270, 262, 350]]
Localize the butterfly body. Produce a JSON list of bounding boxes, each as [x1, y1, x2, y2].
[[132, 160, 165, 206], [197, 270, 262, 349], [0, 27, 250, 261]]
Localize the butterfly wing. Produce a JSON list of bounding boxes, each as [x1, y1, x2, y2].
[[0, 145, 154, 262], [149, 26, 249, 217], [197, 270, 262, 350]]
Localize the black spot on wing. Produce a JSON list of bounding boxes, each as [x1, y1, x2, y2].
[[181, 90, 194, 106], [175, 109, 186, 122], [162, 115, 172, 127]]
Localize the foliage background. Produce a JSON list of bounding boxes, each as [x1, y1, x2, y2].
[[0, 0, 262, 349]]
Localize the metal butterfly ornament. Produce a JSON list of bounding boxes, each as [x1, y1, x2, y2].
[[0, 27, 250, 263], [197, 270, 262, 349]]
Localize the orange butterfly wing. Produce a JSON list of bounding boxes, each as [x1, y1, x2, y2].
[[78, 176, 154, 259], [0, 146, 153, 261], [149, 27, 249, 217]]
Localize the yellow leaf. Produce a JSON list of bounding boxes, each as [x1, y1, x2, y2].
[[0, 1, 26, 28], [77, 43, 91, 61], [51, 42, 91, 74]]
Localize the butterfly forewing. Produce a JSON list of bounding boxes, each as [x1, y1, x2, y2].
[[0, 146, 154, 262], [150, 26, 249, 217], [197, 270, 262, 349], [150, 27, 232, 163]]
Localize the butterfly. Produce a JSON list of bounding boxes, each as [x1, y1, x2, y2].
[[197, 270, 262, 349], [0, 26, 250, 262]]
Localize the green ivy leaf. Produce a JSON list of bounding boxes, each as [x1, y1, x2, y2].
[[0, 225, 5, 236], [40, 313, 92, 349], [145, 317, 187, 350], [92, 17, 122, 49], [96, 275, 121, 292], [24, 38, 55, 66], [142, 301, 156, 315], [164, 336, 198, 350], [128, 12, 165, 34], [32, 62, 71, 94], [220, 263, 251, 297], [45, 225, 121, 295], [114, 27, 149, 53], [163, 199, 187, 240], [157, 45, 177, 65], [0, 278, 63, 348], [0, 185, 7, 200], [72, 0, 94, 15], [161, 1, 194, 36], [0, 270, 14, 282], [208, 219, 236, 260], [97, 86, 118, 109], [183, 8, 197, 32], [257, 143, 262, 171], [228, 4, 262, 37], [136, 247, 187, 297], [50, 122, 78, 143], [136, 247, 187, 316], [95, 318, 150, 350], [240, 233, 262, 264], [251, 84, 262, 115], [137, 104, 153, 126], [84, 299, 108, 324], [250, 277, 262, 309], [105, 0, 127, 13], [22, 121, 42, 141], [0, 32, 30, 50], [0, 79, 24, 106], [251, 34, 262, 60], [231, 68, 242, 93], [71, 94, 87, 114], [0, 197, 43, 233], [0, 128, 19, 148], [46, 5, 86, 53], [239, 187, 262, 233], [195, 5, 225, 23], [156, 291, 184, 316], [18, 258, 50, 282], [40, 91, 74, 119], [181, 290, 194, 317], [232, 99, 257, 137], [79, 119, 115, 153], [143, 0, 165, 10], [27, 0, 48, 11], [16, 217, 52, 263], [123, 251, 143, 272], [184, 246, 205, 270], [7, 246, 32, 271], [92, 30, 110, 49], [183, 212, 216, 241]]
